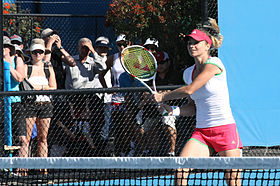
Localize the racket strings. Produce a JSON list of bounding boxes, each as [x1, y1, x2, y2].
[[122, 47, 156, 80]]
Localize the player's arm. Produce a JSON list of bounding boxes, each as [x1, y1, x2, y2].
[[179, 96, 196, 116], [159, 96, 196, 117], [155, 63, 221, 102]]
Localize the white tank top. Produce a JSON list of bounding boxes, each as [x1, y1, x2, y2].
[[112, 53, 125, 87], [111, 53, 126, 103], [183, 57, 235, 128], [28, 76, 51, 102]]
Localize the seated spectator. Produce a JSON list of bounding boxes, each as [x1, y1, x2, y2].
[[118, 72, 146, 157], [56, 99, 96, 157], [141, 51, 184, 156]]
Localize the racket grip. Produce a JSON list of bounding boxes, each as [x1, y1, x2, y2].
[[158, 103, 168, 116]]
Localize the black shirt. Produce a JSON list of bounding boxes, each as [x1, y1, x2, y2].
[[50, 49, 65, 89]]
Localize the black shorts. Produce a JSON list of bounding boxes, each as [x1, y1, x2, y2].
[[11, 102, 26, 136], [25, 102, 54, 118]]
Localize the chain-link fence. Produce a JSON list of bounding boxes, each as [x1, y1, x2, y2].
[[3, 14, 117, 56], [3, 0, 117, 55], [2, 0, 279, 159], [0, 87, 196, 157], [1, 87, 280, 158]]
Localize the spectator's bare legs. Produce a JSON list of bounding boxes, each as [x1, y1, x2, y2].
[[164, 126, 177, 156], [25, 117, 37, 154], [85, 133, 95, 150], [18, 135, 28, 157], [37, 118, 50, 175], [37, 118, 50, 157], [17, 117, 36, 176]]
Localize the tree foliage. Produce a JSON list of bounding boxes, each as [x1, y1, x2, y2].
[[105, 0, 202, 68], [3, 2, 43, 47]]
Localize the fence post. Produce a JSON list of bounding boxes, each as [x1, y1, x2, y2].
[[201, 0, 209, 23], [0, 0, 3, 91], [3, 62, 12, 157]]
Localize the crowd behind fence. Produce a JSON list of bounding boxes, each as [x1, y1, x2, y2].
[[1, 0, 280, 158], [1, 87, 280, 158]]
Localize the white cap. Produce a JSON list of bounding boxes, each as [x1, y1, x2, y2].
[[29, 38, 45, 52], [95, 36, 110, 48], [3, 36, 15, 52], [41, 28, 58, 38], [116, 34, 127, 42], [14, 45, 23, 54], [30, 44, 45, 52], [143, 38, 159, 48], [10, 34, 23, 43]]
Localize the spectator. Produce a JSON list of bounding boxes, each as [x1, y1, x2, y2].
[[14, 45, 25, 62], [41, 28, 75, 157], [41, 28, 75, 89], [118, 72, 146, 157], [3, 36, 27, 161], [10, 34, 30, 63], [65, 37, 107, 89], [10, 34, 24, 50], [63, 37, 108, 156], [99, 34, 128, 140], [142, 51, 184, 156], [143, 37, 159, 55], [24, 38, 56, 164], [99, 34, 142, 156]]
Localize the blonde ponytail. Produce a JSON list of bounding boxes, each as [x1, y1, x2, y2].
[[201, 18, 224, 48]]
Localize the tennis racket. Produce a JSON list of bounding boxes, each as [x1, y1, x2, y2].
[[121, 45, 167, 115], [121, 45, 158, 93]]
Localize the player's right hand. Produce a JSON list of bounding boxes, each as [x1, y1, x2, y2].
[[153, 92, 163, 103]]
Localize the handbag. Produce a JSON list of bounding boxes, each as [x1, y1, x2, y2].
[[20, 78, 36, 103]]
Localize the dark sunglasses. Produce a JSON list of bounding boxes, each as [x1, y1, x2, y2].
[[11, 41, 22, 45], [117, 43, 127, 47], [188, 40, 201, 45], [146, 46, 157, 51], [3, 44, 11, 48], [31, 50, 44, 55], [158, 60, 168, 65]]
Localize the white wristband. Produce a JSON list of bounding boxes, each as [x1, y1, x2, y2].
[[171, 106, 180, 116]]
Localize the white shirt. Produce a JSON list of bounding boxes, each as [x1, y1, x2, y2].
[[112, 53, 125, 87], [65, 53, 106, 89], [183, 57, 235, 128], [111, 53, 126, 103], [28, 76, 51, 102]]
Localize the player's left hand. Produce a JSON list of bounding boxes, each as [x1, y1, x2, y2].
[[158, 104, 172, 116]]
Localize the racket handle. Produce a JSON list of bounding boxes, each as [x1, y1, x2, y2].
[[158, 103, 168, 116]]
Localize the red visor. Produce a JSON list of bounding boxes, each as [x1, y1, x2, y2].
[[187, 29, 212, 46]]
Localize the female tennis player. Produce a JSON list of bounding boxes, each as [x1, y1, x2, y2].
[[154, 18, 242, 186]]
